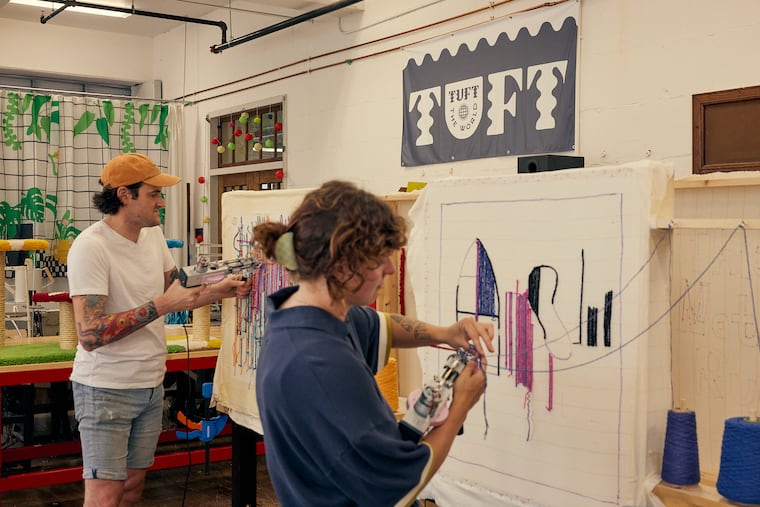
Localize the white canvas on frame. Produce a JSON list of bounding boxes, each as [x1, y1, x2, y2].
[[409, 160, 674, 506], [213, 188, 311, 433]]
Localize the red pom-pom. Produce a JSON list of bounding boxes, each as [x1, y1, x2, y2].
[[211, 137, 219, 145], [196, 235, 204, 243], [234, 129, 242, 137], [275, 169, 284, 180], [274, 122, 283, 131], [197, 176, 206, 184], [245, 133, 253, 141], [228, 121, 234, 127]]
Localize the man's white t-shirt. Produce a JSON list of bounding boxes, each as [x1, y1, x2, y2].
[[67, 221, 175, 389]]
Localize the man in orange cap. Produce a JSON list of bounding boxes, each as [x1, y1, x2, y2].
[[66, 153, 250, 507]]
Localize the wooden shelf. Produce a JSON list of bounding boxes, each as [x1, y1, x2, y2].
[[675, 172, 760, 189], [653, 481, 728, 507]]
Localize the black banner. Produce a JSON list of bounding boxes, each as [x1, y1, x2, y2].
[[402, 3, 578, 167]]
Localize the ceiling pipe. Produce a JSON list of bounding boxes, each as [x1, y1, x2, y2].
[[209, 0, 363, 54], [39, 2, 69, 22], [39, 0, 228, 44]]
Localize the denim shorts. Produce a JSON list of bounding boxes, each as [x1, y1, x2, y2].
[[72, 382, 164, 480]]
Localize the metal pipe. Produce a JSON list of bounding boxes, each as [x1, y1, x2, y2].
[[38, 0, 228, 43], [39, 3, 69, 23], [209, 0, 363, 54]]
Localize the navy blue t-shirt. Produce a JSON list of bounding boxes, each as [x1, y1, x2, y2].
[[256, 286, 432, 507]]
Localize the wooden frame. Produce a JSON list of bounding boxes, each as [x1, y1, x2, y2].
[[693, 85, 760, 174]]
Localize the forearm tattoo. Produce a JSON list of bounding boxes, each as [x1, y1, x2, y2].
[[391, 314, 433, 343], [77, 295, 159, 351]]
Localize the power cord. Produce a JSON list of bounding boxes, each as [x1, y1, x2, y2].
[[180, 321, 193, 507]]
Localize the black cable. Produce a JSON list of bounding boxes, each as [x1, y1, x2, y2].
[[180, 321, 193, 507]]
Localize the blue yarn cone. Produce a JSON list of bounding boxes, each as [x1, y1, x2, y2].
[[661, 409, 700, 486], [717, 417, 760, 505]]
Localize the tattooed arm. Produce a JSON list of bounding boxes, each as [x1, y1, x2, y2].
[[389, 314, 495, 357], [71, 274, 250, 351], [388, 314, 435, 347], [72, 295, 160, 352]]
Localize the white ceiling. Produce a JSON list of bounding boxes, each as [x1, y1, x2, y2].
[[0, 0, 359, 37]]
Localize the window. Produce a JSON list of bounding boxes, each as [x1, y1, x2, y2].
[[693, 85, 760, 174], [210, 102, 284, 169], [0, 72, 133, 97]]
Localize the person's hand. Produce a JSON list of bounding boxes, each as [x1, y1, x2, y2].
[[451, 360, 486, 411], [155, 276, 248, 315], [443, 317, 495, 358], [235, 275, 253, 298], [155, 279, 203, 315], [200, 274, 248, 303]]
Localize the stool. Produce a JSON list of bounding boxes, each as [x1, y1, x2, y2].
[[31, 292, 76, 350]]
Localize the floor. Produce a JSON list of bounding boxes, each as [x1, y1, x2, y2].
[[1, 451, 280, 507], [0, 435, 442, 507], [0, 330, 436, 506], [0, 448, 441, 507]]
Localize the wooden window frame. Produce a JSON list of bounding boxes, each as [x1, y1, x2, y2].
[[210, 102, 284, 170], [693, 85, 760, 174]]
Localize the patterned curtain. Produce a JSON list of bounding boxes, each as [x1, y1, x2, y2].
[[0, 90, 182, 276]]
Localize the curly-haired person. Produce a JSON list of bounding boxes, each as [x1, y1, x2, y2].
[[253, 180, 494, 507]]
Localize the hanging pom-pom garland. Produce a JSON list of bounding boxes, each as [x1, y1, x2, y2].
[[196, 175, 209, 247]]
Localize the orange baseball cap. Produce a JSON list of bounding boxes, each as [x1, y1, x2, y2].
[[100, 153, 181, 188]]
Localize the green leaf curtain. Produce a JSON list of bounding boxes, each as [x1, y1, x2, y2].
[[0, 90, 185, 274]]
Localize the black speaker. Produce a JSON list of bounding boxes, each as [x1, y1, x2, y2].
[[517, 155, 584, 174]]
